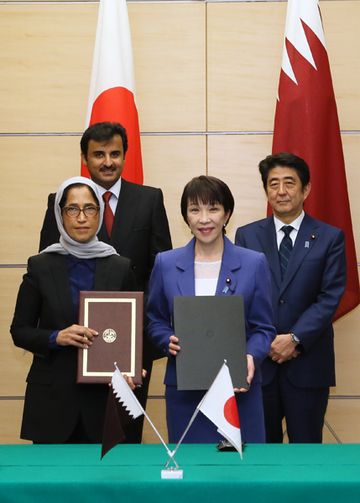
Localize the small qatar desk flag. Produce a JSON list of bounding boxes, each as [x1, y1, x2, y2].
[[83, 0, 143, 184], [272, 0, 359, 318], [102, 365, 172, 459]]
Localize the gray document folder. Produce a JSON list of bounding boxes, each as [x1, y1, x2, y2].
[[174, 296, 247, 390]]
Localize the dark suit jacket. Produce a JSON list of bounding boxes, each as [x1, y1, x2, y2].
[[235, 214, 346, 388], [10, 253, 137, 443], [39, 179, 172, 292]]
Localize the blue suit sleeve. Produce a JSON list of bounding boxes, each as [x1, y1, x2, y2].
[[146, 253, 173, 357], [291, 229, 346, 350], [245, 253, 276, 364]]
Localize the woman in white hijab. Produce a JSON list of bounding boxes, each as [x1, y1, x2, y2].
[[11, 177, 137, 444]]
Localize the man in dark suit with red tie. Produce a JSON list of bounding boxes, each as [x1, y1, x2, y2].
[[39, 122, 172, 442], [235, 153, 346, 443]]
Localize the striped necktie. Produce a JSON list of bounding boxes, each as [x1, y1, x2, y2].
[[279, 225, 293, 279]]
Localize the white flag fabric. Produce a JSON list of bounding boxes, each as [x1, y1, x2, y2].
[[198, 362, 242, 457], [111, 367, 144, 419], [82, 0, 143, 184]]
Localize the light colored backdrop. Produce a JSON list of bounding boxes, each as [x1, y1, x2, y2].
[[0, 0, 359, 444]]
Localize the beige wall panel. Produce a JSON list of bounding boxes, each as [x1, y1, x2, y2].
[[132, 3, 206, 132], [325, 399, 360, 443], [0, 134, 207, 263], [0, 2, 205, 133], [208, 134, 273, 240], [0, 136, 81, 264], [142, 398, 167, 444], [333, 306, 360, 396], [148, 358, 166, 398], [207, 2, 285, 132], [141, 135, 207, 249], [0, 4, 96, 132], [342, 136, 360, 256], [208, 134, 359, 269], [207, 2, 360, 132], [322, 2, 360, 130], [0, 269, 33, 396], [0, 400, 30, 444], [335, 136, 360, 396]]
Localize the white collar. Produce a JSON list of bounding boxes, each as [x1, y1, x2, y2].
[[273, 210, 305, 233]]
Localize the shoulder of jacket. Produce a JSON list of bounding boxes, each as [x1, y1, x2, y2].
[[122, 180, 162, 197]]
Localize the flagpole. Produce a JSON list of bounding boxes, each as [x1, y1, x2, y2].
[[170, 361, 229, 461], [113, 363, 174, 461], [167, 406, 202, 464], [142, 410, 177, 465]]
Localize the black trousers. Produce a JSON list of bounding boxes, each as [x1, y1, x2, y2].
[[262, 369, 329, 443]]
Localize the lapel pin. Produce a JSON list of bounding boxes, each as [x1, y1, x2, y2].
[[311, 234, 316, 240], [305, 241, 309, 248], [222, 278, 232, 294]]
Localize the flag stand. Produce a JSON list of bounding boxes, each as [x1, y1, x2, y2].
[[161, 460, 183, 480], [112, 364, 183, 478]]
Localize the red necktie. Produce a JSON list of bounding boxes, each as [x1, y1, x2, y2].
[[102, 191, 114, 237]]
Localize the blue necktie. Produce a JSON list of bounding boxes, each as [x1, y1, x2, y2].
[[279, 225, 293, 279]]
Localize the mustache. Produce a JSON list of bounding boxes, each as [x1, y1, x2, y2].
[[99, 166, 116, 172]]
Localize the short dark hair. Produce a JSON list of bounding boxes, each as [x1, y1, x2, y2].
[[181, 176, 234, 230], [80, 122, 128, 158], [59, 183, 98, 209], [259, 152, 310, 190]]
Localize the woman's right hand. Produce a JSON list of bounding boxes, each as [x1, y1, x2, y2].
[[169, 335, 181, 356], [56, 324, 98, 349]]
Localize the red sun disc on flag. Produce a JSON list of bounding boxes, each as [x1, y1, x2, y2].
[[223, 396, 240, 428]]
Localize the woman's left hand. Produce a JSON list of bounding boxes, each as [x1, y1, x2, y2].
[[234, 354, 255, 393], [123, 369, 147, 390], [169, 335, 181, 356]]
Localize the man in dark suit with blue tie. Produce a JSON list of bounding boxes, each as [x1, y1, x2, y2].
[[39, 122, 172, 443], [235, 153, 346, 443]]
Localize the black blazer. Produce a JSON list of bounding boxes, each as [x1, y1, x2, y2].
[[11, 253, 137, 443], [39, 179, 172, 291]]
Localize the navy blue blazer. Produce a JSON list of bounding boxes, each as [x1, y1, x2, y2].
[[235, 213, 346, 388], [147, 236, 275, 386], [11, 253, 137, 443]]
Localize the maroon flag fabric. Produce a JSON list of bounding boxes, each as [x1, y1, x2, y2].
[[101, 367, 144, 459], [272, 0, 359, 318], [101, 386, 127, 459]]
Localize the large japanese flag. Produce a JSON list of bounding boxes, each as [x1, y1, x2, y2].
[[198, 362, 242, 457], [272, 0, 359, 318], [82, 0, 143, 184]]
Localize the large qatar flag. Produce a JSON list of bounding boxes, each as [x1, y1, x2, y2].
[[82, 0, 143, 184], [272, 0, 359, 318]]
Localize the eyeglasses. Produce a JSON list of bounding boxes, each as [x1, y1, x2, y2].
[[62, 205, 100, 218]]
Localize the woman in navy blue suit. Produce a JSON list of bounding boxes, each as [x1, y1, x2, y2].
[[147, 176, 275, 444]]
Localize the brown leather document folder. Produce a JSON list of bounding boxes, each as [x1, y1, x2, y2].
[[77, 291, 143, 384], [174, 296, 247, 390]]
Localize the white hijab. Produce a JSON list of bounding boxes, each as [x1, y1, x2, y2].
[[41, 176, 118, 259]]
